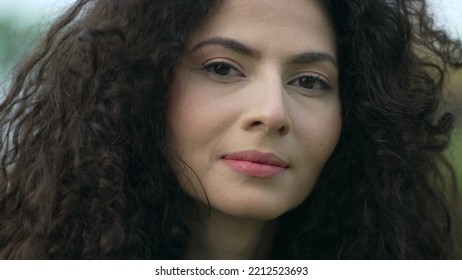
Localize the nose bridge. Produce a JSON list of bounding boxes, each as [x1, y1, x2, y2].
[[242, 69, 291, 134]]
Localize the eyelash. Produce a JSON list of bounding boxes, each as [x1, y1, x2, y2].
[[201, 60, 333, 95], [288, 74, 333, 92], [201, 61, 244, 81]]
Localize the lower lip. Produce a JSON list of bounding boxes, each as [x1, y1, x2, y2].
[[222, 159, 286, 178]]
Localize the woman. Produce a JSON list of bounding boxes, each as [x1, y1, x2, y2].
[[0, 0, 460, 259]]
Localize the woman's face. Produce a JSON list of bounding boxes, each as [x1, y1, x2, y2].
[[167, 0, 341, 220]]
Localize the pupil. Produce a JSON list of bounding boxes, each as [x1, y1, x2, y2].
[[214, 63, 230, 75], [300, 77, 316, 89]]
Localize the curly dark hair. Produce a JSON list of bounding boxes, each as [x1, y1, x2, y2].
[[0, 0, 460, 259]]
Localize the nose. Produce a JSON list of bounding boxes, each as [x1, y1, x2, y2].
[[240, 75, 292, 136]]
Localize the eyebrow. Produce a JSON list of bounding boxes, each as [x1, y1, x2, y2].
[[191, 37, 338, 68], [192, 37, 256, 56], [291, 52, 338, 68]]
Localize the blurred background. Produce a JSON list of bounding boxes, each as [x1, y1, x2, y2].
[[0, 0, 461, 182]]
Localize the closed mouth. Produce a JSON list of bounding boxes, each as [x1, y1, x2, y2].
[[221, 150, 288, 178]]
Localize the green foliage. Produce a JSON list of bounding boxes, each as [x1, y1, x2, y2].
[[448, 125, 462, 186], [0, 18, 42, 79], [446, 71, 462, 187]]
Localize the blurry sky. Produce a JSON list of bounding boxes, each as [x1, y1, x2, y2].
[[0, 0, 76, 22], [0, 0, 461, 38], [429, 0, 462, 38]]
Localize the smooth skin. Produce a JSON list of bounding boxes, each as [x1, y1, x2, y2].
[[167, 0, 341, 259]]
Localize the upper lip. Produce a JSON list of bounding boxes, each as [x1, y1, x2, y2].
[[222, 150, 289, 168]]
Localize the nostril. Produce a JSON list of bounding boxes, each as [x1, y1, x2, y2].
[[250, 121, 264, 127], [248, 120, 289, 135], [277, 125, 289, 135]]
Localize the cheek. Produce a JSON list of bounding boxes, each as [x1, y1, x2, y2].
[[167, 72, 246, 149], [293, 104, 342, 163], [168, 90, 231, 150]]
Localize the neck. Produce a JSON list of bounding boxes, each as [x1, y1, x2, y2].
[[185, 209, 277, 259]]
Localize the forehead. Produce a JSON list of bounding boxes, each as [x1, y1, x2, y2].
[[190, 0, 336, 56]]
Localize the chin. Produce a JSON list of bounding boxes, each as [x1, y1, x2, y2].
[[211, 200, 302, 221]]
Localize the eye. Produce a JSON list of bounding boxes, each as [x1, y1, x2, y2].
[[288, 75, 332, 91], [202, 61, 244, 81]]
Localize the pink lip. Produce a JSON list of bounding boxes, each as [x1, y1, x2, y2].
[[221, 150, 288, 178]]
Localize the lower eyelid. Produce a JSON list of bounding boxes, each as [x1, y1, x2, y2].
[[288, 85, 330, 98]]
